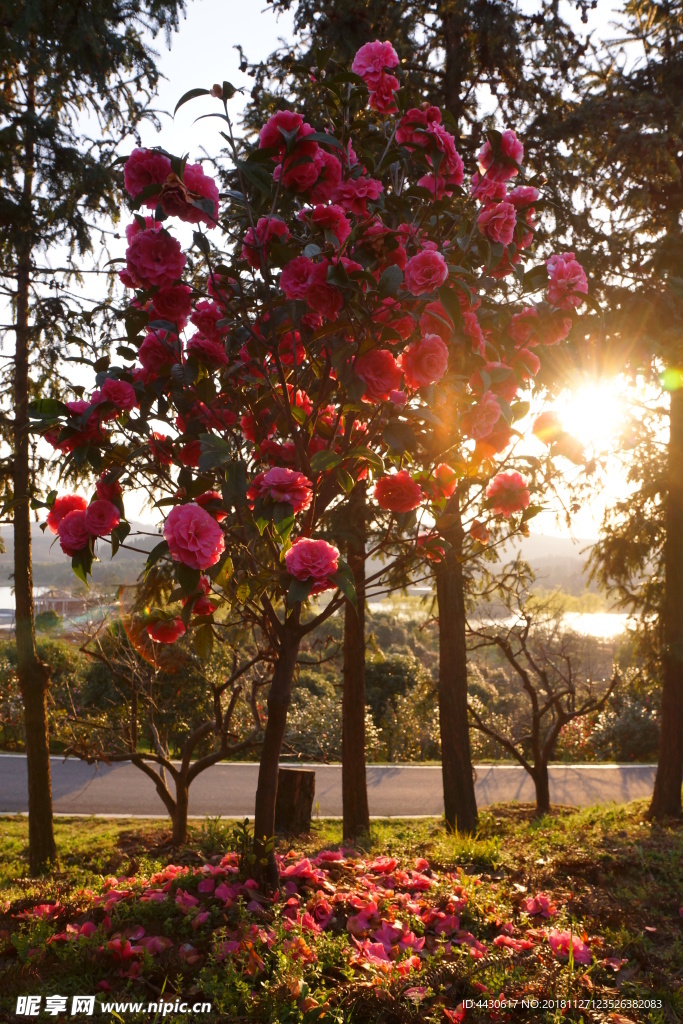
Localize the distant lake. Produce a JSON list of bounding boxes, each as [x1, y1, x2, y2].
[[0, 586, 49, 613]]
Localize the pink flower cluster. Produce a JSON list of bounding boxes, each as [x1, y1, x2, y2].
[[485, 471, 531, 517], [47, 495, 121, 557], [285, 538, 339, 594], [351, 41, 400, 113], [163, 503, 225, 571]]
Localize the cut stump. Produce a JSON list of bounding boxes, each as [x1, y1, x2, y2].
[[275, 767, 315, 835]]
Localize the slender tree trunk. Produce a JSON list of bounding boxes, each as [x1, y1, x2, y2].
[[342, 482, 370, 839], [533, 762, 551, 817], [649, 386, 683, 818], [254, 623, 301, 886], [14, 73, 56, 871], [172, 777, 189, 846], [436, 502, 478, 833], [440, 1, 468, 124]]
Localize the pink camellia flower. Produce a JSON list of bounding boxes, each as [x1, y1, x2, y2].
[[189, 300, 228, 342], [300, 204, 351, 245], [97, 378, 138, 412], [259, 109, 314, 154], [84, 499, 121, 537], [160, 162, 220, 229], [151, 283, 193, 328], [494, 934, 535, 952], [374, 471, 423, 514], [57, 510, 90, 556], [123, 148, 172, 202], [163, 503, 225, 571], [547, 929, 591, 965], [305, 261, 343, 320], [126, 227, 186, 289], [477, 201, 517, 246], [355, 349, 402, 402], [462, 391, 502, 440], [285, 537, 339, 594], [433, 463, 458, 497], [462, 309, 487, 358], [470, 171, 508, 202], [138, 330, 182, 379], [486, 471, 530, 517], [247, 467, 313, 514], [96, 474, 123, 503], [404, 250, 449, 295], [351, 40, 399, 88], [469, 519, 490, 544], [186, 334, 228, 367], [546, 252, 588, 309], [369, 73, 400, 114], [510, 346, 540, 381], [469, 362, 518, 404], [46, 495, 87, 534], [522, 892, 557, 918], [532, 411, 564, 445], [333, 176, 384, 216], [400, 333, 449, 389], [242, 216, 290, 269], [194, 491, 227, 522], [280, 256, 314, 300], [145, 618, 186, 644], [477, 129, 524, 182]]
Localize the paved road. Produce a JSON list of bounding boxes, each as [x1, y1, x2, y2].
[[0, 755, 656, 818]]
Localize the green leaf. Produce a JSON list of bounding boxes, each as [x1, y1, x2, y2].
[[511, 400, 530, 423], [71, 547, 93, 586], [522, 265, 549, 292], [347, 446, 384, 471], [212, 556, 234, 589], [288, 577, 314, 604], [176, 563, 201, 593], [383, 421, 416, 454], [174, 87, 211, 116], [437, 285, 463, 327], [273, 502, 295, 542], [310, 449, 343, 473], [521, 504, 543, 523], [330, 559, 357, 611], [223, 461, 248, 508], [145, 539, 168, 573], [198, 433, 232, 471], [28, 398, 68, 419], [336, 467, 355, 493], [377, 264, 403, 298], [193, 623, 214, 660], [110, 521, 130, 557]]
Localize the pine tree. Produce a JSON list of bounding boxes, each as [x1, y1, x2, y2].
[[0, 0, 185, 873]]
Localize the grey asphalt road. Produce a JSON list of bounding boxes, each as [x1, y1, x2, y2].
[[0, 754, 656, 818]]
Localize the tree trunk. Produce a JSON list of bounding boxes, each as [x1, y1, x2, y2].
[[15, 176, 56, 873], [172, 777, 189, 846], [533, 762, 551, 817], [436, 503, 478, 833], [275, 767, 315, 835], [254, 623, 301, 886], [342, 482, 370, 839], [440, 1, 469, 124], [649, 385, 683, 818]]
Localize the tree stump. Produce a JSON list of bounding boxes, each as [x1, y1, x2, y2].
[[274, 767, 315, 835]]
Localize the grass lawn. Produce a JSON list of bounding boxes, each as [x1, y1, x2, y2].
[[0, 801, 680, 1023]]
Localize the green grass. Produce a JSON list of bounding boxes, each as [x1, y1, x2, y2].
[[0, 802, 680, 1023]]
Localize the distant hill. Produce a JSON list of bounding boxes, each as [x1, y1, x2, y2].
[[0, 522, 161, 587], [504, 532, 596, 595]]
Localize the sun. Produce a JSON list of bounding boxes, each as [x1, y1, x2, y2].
[[553, 377, 625, 454]]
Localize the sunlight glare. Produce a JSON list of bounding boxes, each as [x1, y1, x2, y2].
[[554, 378, 625, 454]]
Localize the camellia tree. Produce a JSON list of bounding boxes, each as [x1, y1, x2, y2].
[[32, 43, 587, 883]]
